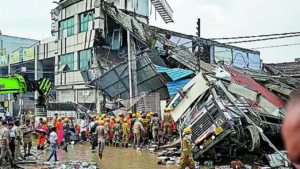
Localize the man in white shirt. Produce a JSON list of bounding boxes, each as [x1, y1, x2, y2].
[[80, 116, 87, 142], [46, 127, 60, 162]]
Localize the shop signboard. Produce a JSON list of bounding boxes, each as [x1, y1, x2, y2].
[[0, 55, 8, 66], [10, 50, 20, 64], [23, 47, 34, 61]]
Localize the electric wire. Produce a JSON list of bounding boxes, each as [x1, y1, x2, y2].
[[225, 34, 300, 44], [209, 31, 300, 40]]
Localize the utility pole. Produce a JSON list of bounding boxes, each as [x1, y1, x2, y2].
[[196, 18, 201, 73]]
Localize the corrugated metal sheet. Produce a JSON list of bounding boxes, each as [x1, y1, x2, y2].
[[92, 56, 169, 100], [167, 79, 191, 97], [136, 93, 161, 116], [154, 65, 193, 81], [224, 65, 285, 108]]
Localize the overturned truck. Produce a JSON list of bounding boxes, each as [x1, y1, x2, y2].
[[167, 66, 285, 162]]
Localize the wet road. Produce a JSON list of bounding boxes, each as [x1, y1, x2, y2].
[[38, 143, 178, 169]]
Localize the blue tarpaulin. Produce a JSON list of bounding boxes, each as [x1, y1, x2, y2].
[[167, 79, 191, 106], [154, 65, 194, 81]]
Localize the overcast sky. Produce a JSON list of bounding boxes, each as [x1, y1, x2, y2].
[[1, 0, 299, 63]]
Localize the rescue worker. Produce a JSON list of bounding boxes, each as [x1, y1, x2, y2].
[[88, 118, 95, 133], [96, 120, 107, 159], [147, 114, 151, 122], [163, 107, 173, 140], [62, 118, 71, 152], [121, 118, 130, 148], [20, 111, 26, 126], [118, 113, 124, 123], [131, 114, 137, 128], [151, 112, 160, 144], [0, 122, 15, 167], [133, 118, 146, 148], [92, 115, 96, 121], [55, 117, 63, 134], [37, 120, 48, 150], [101, 114, 107, 125], [14, 120, 23, 162], [38, 118, 43, 127], [149, 112, 154, 120], [112, 118, 122, 147], [141, 114, 149, 144], [52, 113, 58, 126], [109, 116, 115, 145], [28, 111, 35, 128], [89, 120, 99, 152], [21, 120, 34, 156], [104, 118, 111, 146], [179, 127, 195, 169]]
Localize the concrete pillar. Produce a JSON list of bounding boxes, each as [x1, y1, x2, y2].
[[34, 59, 46, 122], [96, 89, 102, 113]]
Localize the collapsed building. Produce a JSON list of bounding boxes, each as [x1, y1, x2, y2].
[[48, 0, 295, 167]]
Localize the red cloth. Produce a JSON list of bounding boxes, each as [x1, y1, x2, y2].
[[77, 125, 80, 135]]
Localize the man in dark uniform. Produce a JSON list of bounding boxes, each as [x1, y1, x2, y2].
[[90, 120, 99, 153], [62, 118, 70, 152]]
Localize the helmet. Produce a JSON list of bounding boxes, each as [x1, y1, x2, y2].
[[184, 127, 191, 133], [43, 120, 47, 123], [110, 116, 115, 120], [128, 111, 132, 114], [154, 112, 158, 117], [29, 111, 33, 114], [116, 118, 120, 123], [100, 120, 105, 125], [124, 118, 127, 122], [150, 112, 154, 115], [64, 118, 69, 121], [58, 117, 61, 121], [101, 114, 106, 118], [164, 108, 168, 112], [147, 114, 150, 117], [132, 114, 136, 117], [119, 113, 124, 117], [92, 115, 96, 118], [168, 107, 172, 111], [142, 114, 146, 118]]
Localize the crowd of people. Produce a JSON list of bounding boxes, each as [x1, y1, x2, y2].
[[0, 107, 195, 168]]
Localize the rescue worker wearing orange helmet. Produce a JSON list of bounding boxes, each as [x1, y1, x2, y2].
[[96, 120, 107, 159], [163, 107, 173, 141]]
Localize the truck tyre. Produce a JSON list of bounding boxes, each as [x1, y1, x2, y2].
[[245, 125, 260, 153]]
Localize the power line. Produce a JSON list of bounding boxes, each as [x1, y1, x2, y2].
[[225, 34, 300, 44], [250, 42, 300, 50], [210, 31, 300, 40]]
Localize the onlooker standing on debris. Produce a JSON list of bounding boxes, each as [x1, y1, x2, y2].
[[163, 108, 173, 140], [14, 120, 23, 161], [21, 120, 34, 156], [28, 111, 35, 128], [47, 127, 59, 162], [151, 112, 160, 144], [52, 113, 58, 126], [179, 127, 195, 169], [121, 118, 130, 148], [80, 116, 87, 142], [96, 120, 107, 159], [0, 122, 14, 167], [133, 118, 146, 148]]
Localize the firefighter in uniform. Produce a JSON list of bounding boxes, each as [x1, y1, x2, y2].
[[179, 127, 195, 169], [109, 116, 115, 145], [151, 112, 160, 144], [141, 114, 149, 144], [28, 111, 35, 128], [37, 120, 48, 150], [104, 118, 110, 146], [112, 118, 122, 147], [121, 118, 130, 148], [0, 122, 14, 167], [14, 120, 23, 161], [62, 118, 71, 152], [163, 107, 173, 141], [90, 120, 99, 152]]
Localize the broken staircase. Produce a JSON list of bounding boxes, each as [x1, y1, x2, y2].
[[150, 0, 174, 24]]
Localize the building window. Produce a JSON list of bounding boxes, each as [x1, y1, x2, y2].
[[59, 53, 74, 71], [78, 49, 92, 70], [79, 11, 95, 32], [59, 17, 74, 38]]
